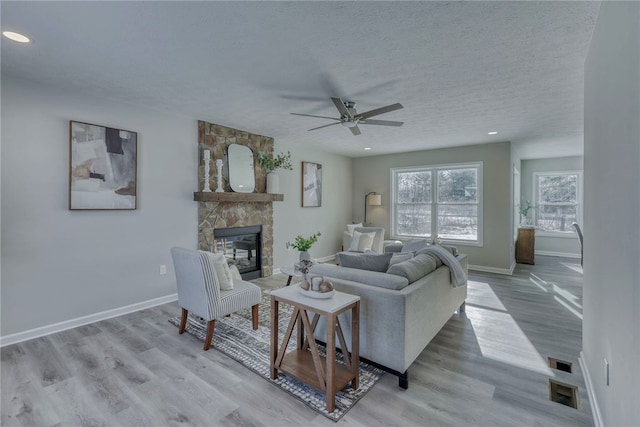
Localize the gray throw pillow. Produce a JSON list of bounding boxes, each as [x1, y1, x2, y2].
[[401, 239, 429, 252], [388, 252, 414, 267], [386, 253, 438, 283], [338, 252, 393, 272]]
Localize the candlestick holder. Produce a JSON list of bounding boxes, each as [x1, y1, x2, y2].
[[215, 159, 224, 192], [202, 157, 212, 192]]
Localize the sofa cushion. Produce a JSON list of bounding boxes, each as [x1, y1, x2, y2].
[[388, 252, 414, 267], [338, 252, 393, 272], [348, 230, 376, 252], [311, 263, 409, 290], [386, 253, 438, 284], [401, 238, 429, 252]]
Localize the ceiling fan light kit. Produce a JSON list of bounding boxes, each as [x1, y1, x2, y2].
[[292, 97, 404, 136]]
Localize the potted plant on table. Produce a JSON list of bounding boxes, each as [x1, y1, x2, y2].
[[286, 232, 321, 262], [257, 151, 293, 194]]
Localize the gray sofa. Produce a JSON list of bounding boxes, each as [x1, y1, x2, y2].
[[310, 249, 467, 389]]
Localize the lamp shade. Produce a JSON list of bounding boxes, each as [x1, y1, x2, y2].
[[367, 194, 382, 206]]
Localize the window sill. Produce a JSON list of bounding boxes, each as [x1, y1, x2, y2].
[[535, 231, 577, 239]]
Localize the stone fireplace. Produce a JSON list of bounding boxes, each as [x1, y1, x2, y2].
[[197, 121, 275, 277]]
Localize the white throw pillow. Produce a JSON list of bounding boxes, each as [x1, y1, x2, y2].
[[208, 253, 234, 290], [229, 264, 243, 282], [346, 223, 363, 235], [348, 230, 376, 252]]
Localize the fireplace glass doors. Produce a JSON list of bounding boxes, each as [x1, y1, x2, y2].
[[213, 225, 261, 280]]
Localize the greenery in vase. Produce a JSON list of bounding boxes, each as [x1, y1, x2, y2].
[[286, 232, 321, 252], [257, 151, 293, 174], [518, 199, 536, 217]]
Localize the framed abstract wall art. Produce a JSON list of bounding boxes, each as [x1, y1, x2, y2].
[[302, 161, 322, 207], [69, 121, 137, 210]]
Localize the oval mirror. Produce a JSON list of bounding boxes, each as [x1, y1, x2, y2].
[[228, 144, 255, 193]]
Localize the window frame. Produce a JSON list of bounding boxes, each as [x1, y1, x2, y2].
[[391, 161, 483, 247], [533, 170, 583, 238]]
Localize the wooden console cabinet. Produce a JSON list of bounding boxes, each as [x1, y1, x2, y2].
[[516, 228, 535, 264]]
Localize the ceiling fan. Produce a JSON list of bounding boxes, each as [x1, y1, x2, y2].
[[291, 97, 404, 136]]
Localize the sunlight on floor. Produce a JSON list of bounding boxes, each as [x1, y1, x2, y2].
[[467, 282, 554, 377], [527, 273, 583, 319], [561, 262, 583, 274]]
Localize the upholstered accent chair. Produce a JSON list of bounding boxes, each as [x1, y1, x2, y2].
[[170, 247, 261, 350], [342, 226, 386, 253], [571, 222, 584, 267]]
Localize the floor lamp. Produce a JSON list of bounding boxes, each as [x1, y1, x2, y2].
[[364, 192, 382, 225]]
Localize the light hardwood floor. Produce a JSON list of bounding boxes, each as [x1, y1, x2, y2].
[[1, 256, 593, 426]]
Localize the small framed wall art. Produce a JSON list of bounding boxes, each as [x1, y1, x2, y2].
[[69, 120, 137, 210], [301, 161, 322, 207]]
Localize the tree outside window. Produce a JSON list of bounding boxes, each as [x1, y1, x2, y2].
[[535, 172, 581, 233], [392, 163, 482, 243]]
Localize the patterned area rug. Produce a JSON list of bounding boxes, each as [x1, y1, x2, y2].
[[168, 292, 384, 422]]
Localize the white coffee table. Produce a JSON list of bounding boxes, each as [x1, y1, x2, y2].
[[280, 265, 302, 286]]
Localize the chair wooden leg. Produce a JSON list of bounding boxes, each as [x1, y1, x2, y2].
[[179, 308, 188, 334], [252, 304, 259, 330], [204, 320, 215, 351]]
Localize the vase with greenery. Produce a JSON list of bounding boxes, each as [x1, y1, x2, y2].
[[257, 151, 293, 194], [518, 199, 536, 226], [286, 232, 321, 262]]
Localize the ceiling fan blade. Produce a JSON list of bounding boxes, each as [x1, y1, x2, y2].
[[350, 125, 361, 136], [308, 122, 341, 131], [359, 119, 404, 127], [291, 113, 340, 121], [356, 103, 404, 120], [331, 97, 353, 118]]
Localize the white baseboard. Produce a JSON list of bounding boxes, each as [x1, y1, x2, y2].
[[0, 293, 178, 348], [468, 261, 515, 276], [580, 351, 604, 427], [535, 250, 581, 259]]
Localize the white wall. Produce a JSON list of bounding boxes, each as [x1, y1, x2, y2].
[[1, 75, 197, 337], [0, 74, 353, 339], [272, 141, 353, 268], [520, 156, 583, 258], [352, 142, 513, 272], [583, 2, 640, 426]]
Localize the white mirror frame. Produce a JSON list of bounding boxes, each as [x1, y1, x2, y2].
[[228, 144, 256, 193]]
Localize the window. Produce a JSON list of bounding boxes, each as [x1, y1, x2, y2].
[[391, 162, 482, 245], [534, 171, 582, 234]]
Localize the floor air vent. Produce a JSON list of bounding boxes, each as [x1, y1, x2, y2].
[[548, 357, 572, 373], [549, 379, 579, 409]]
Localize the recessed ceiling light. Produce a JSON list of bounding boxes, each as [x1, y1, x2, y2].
[[2, 31, 31, 43], [364, 147, 372, 151], [488, 131, 498, 135]]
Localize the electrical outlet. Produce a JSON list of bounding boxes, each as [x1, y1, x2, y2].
[[160, 264, 167, 275], [604, 358, 610, 386]]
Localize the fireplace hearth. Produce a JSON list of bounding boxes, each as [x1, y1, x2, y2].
[[214, 225, 262, 280]]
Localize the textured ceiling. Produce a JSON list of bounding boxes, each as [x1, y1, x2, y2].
[[1, 1, 600, 158]]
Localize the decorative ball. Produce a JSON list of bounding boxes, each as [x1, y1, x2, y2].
[[319, 280, 334, 293]]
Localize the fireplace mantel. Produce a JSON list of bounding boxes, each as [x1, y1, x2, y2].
[[193, 192, 284, 203]]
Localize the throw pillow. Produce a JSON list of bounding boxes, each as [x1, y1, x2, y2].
[[348, 230, 376, 252], [388, 252, 414, 267], [346, 223, 363, 235], [208, 252, 234, 290], [229, 264, 243, 282], [401, 238, 429, 252], [338, 252, 394, 272], [386, 253, 438, 284]]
